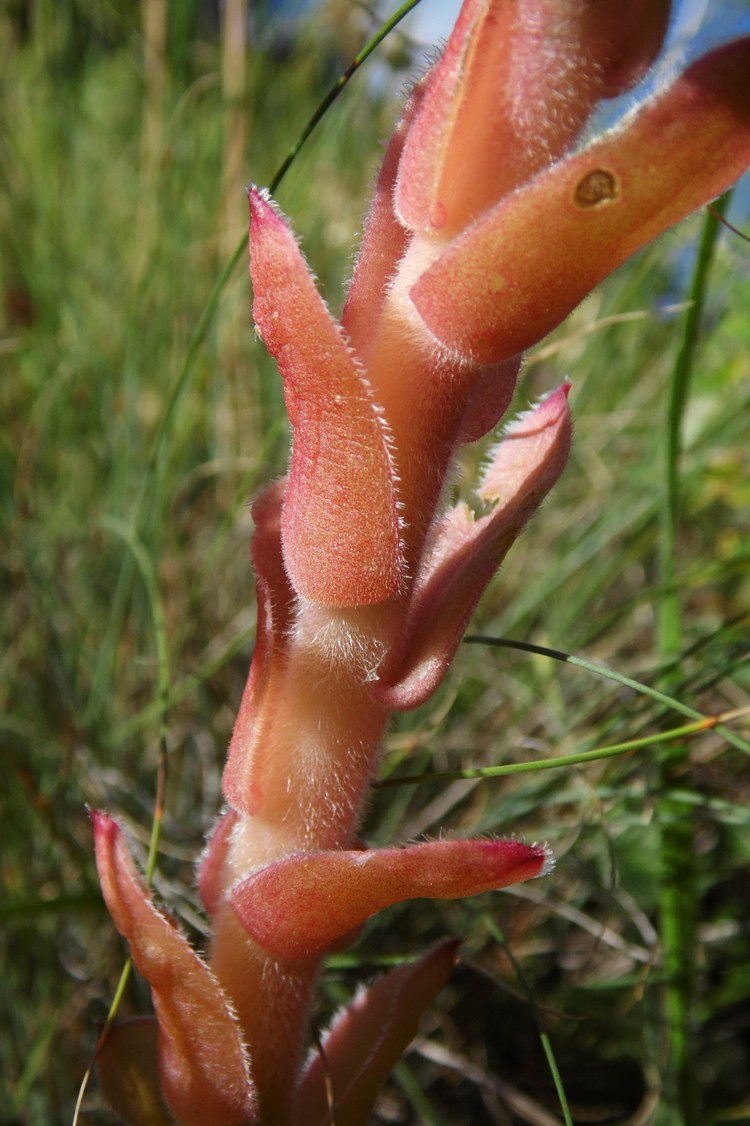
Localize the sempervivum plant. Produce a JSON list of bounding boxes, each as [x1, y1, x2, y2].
[[92, 2, 750, 1123]]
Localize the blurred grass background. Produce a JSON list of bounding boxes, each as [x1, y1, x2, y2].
[[2, 2, 749, 1124]]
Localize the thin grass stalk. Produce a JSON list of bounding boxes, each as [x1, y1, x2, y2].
[[656, 192, 732, 1125], [140, 0, 167, 174], [221, 0, 249, 254], [268, 0, 422, 195], [484, 915, 574, 1126], [219, 0, 252, 465], [136, 0, 168, 281]]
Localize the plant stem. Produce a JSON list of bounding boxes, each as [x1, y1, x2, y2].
[[656, 192, 731, 1124]]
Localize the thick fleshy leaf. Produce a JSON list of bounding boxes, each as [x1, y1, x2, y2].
[[396, 0, 670, 236], [411, 38, 750, 364], [249, 187, 403, 605], [229, 838, 549, 962], [92, 812, 256, 1126], [293, 941, 459, 1126], [341, 79, 423, 360], [375, 387, 571, 710], [97, 1017, 175, 1126], [222, 481, 293, 815]]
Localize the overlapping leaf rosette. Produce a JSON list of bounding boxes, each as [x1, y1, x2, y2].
[[92, 3, 750, 1123]]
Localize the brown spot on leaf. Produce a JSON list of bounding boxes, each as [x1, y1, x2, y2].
[[573, 169, 620, 209]]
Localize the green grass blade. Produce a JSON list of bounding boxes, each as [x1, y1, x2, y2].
[[483, 916, 574, 1126], [269, 0, 423, 195], [378, 713, 746, 788], [656, 192, 733, 1126], [465, 635, 750, 755], [100, 516, 170, 882]]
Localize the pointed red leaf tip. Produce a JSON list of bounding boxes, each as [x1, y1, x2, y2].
[[91, 811, 256, 1126], [248, 186, 403, 606], [395, 0, 671, 237], [411, 37, 750, 365], [375, 386, 571, 711], [293, 941, 459, 1126], [229, 838, 549, 962]]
